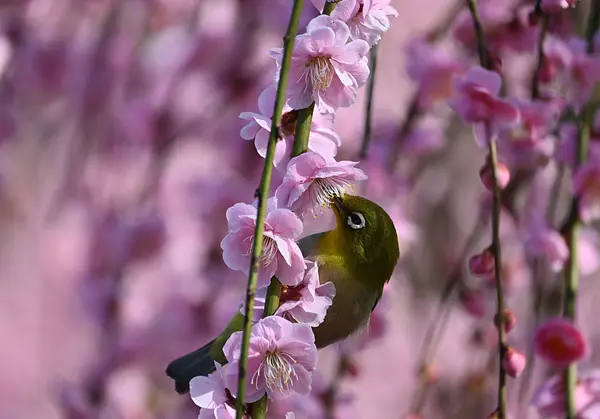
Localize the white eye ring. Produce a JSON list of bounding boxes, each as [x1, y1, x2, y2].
[[347, 212, 366, 229]]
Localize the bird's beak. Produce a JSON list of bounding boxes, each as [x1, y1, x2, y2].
[[332, 196, 345, 215]]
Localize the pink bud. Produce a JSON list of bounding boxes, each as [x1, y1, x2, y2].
[[468, 249, 495, 276], [479, 160, 511, 191], [503, 347, 527, 378], [533, 318, 588, 367], [494, 308, 517, 333], [459, 288, 487, 318]]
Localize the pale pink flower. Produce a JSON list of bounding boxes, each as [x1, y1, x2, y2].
[[190, 363, 236, 419], [220, 198, 306, 287], [573, 157, 600, 223], [542, 35, 600, 106], [330, 0, 398, 47], [223, 316, 318, 402], [245, 260, 336, 327], [405, 37, 467, 109], [448, 66, 520, 146], [270, 15, 370, 113], [275, 152, 368, 219], [533, 318, 587, 367], [531, 369, 600, 418], [503, 347, 527, 378], [524, 227, 569, 272], [239, 85, 341, 171], [497, 99, 561, 169]]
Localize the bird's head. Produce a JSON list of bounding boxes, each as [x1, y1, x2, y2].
[[326, 194, 400, 286]]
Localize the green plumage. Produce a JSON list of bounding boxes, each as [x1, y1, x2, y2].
[[165, 195, 400, 394]]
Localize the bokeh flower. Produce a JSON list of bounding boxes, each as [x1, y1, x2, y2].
[[223, 316, 318, 402], [533, 318, 587, 367], [275, 152, 368, 219], [524, 227, 569, 272], [221, 198, 306, 287], [573, 156, 600, 223], [270, 15, 370, 113]]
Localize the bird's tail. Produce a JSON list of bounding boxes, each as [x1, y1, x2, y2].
[[165, 339, 217, 394]]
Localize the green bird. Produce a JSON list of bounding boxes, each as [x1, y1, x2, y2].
[[165, 194, 400, 394]]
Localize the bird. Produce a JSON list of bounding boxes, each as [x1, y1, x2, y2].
[[165, 194, 400, 394]]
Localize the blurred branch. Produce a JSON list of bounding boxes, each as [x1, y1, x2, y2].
[[464, 1, 507, 418], [359, 45, 378, 159]]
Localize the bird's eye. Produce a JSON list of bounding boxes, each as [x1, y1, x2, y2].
[[347, 212, 366, 230]]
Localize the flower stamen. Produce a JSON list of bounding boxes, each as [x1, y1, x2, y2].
[[306, 56, 334, 92], [243, 235, 279, 266]]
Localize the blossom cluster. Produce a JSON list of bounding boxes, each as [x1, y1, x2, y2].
[[191, 1, 397, 418]]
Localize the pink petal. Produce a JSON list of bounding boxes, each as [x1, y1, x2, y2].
[[265, 208, 303, 238], [225, 203, 256, 231], [464, 66, 502, 95], [220, 231, 251, 271], [331, 0, 358, 21], [240, 120, 260, 140], [257, 85, 276, 115]]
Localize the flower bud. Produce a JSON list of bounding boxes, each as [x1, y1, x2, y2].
[[533, 318, 587, 367], [459, 288, 487, 318], [479, 160, 511, 191], [503, 346, 527, 378], [494, 308, 517, 333], [468, 249, 495, 276]]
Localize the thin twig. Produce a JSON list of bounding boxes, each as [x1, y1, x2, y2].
[[359, 45, 378, 159], [464, 1, 507, 417], [235, 2, 305, 417]]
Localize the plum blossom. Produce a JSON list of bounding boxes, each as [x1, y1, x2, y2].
[[531, 369, 600, 418], [239, 85, 341, 171], [405, 37, 467, 109], [330, 0, 398, 47], [573, 156, 600, 223], [448, 66, 520, 146], [190, 363, 236, 419], [542, 35, 600, 106], [220, 198, 306, 288], [270, 15, 370, 114], [524, 227, 569, 272], [533, 318, 587, 367], [275, 152, 368, 219], [223, 316, 318, 402]]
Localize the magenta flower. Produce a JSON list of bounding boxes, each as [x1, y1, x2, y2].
[[533, 318, 587, 368], [330, 0, 398, 47], [239, 85, 341, 171], [524, 227, 569, 272], [448, 66, 520, 146], [190, 363, 236, 419], [220, 198, 306, 287], [574, 157, 600, 223], [503, 347, 526, 378], [405, 37, 467, 109], [223, 316, 318, 402], [270, 15, 370, 114], [275, 152, 368, 219], [531, 369, 600, 418]]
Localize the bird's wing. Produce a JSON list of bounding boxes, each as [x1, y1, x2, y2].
[[297, 232, 326, 257]]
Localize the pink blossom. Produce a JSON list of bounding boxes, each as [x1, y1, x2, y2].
[[524, 227, 569, 272], [531, 369, 600, 418], [503, 347, 526, 378], [239, 85, 341, 171], [220, 198, 306, 287], [270, 15, 370, 114], [275, 152, 368, 219], [405, 37, 467, 109], [533, 318, 587, 367], [541, 0, 577, 13], [497, 99, 560, 169], [448, 66, 520, 146], [542, 35, 600, 106], [247, 260, 336, 326], [190, 363, 236, 419], [574, 157, 600, 223], [330, 0, 398, 47], [223, 316, 318, 402]]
